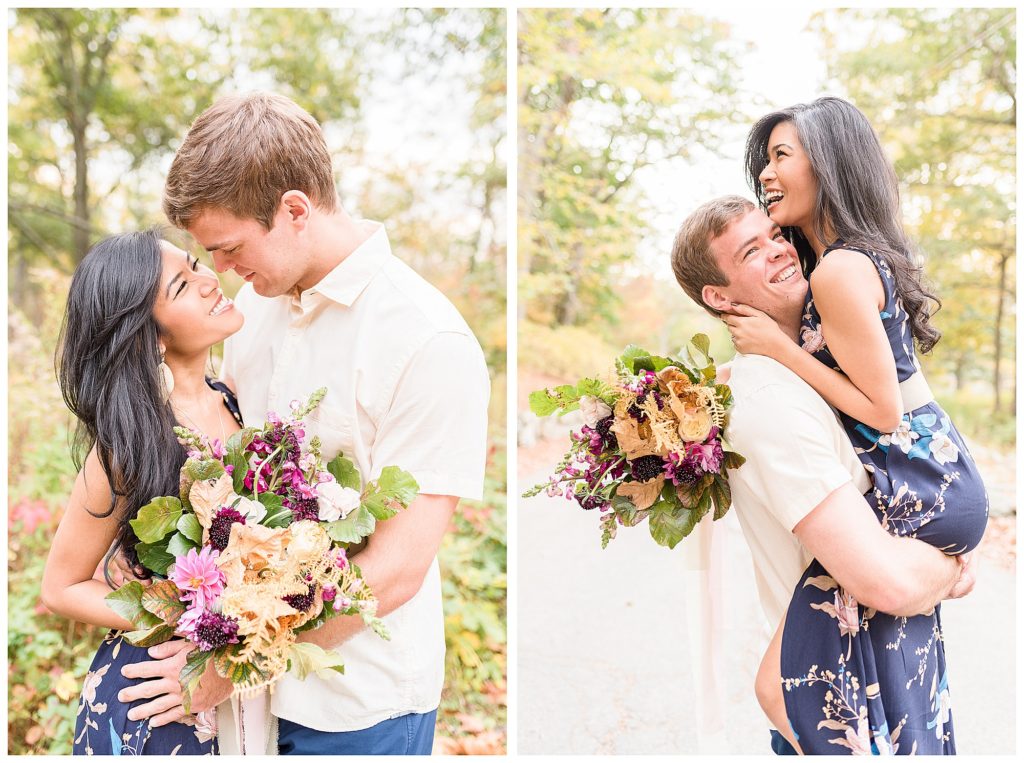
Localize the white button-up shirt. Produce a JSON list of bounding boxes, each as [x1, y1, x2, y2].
[[222, 220, 490, 731]]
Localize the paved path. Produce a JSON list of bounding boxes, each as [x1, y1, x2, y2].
[[517, 435, 1016, 755]]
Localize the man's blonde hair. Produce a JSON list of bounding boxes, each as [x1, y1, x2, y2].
[[163, 91, 338, 230], [670, 195, 755, 316]]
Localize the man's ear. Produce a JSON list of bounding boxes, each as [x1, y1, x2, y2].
[[279, 190, 311, 228], [701, 284, 731, 314]]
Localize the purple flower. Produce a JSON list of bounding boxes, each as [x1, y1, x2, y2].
[[691, 438, 724, 473], [209, 507, 246, 552], [192, 610, 241, 652]]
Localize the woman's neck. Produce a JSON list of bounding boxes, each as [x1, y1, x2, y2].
[[800, 223, 832, 261], [164, 351, 210, 406]]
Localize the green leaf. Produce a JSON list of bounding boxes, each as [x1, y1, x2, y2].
[[176, 513, 203, 544], [256, 492, 284, 513], [527, 383, 582, 417], [166, 531, 197, 558], [105, 582, 161, 628], [689, 333, 711, 363], [136, 541, 176, 577], [326, 454, 361, 491], [722, 450, 746, 470], [141, 580, 187, 626], [261, 506, 294, 529], [287, 642, 346, 681], [180, 647, 213, 714], [180, 458, 227, 510], [129, 496, 183, 543], [647, 502, 697, 550], [619, 344, 648, 372], [122, 623, 176, 648], [709, 474, 732, 521], [324, 505, 376, 544], [375, 466, 419, 506]]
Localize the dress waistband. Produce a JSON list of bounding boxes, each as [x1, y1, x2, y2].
[[899, 371, 934, 414]]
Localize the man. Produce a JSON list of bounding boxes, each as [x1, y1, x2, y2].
[[119, 91, 490, 754], [670, 196, 974, 754]]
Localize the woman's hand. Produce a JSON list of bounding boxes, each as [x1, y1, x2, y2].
[[722, 303, 791, 359]]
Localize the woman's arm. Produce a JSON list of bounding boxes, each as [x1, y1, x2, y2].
[[40, 448, 136, 630], [726, 250, 903, 432]]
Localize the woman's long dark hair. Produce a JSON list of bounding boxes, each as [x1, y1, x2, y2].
[[56, 229, 185, 580], [744, 96, 942, 353]]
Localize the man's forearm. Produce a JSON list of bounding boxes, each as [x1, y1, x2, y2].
[[871, 534, 959, 616]]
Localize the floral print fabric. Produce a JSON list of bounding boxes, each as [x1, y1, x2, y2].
[[73, 632, 218, 755], [781, 243, 988, 754]]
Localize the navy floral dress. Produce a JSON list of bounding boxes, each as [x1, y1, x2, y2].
[[73, 379, 243, 756], [780, 243, 989, 754]]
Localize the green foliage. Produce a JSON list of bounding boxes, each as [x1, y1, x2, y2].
[[812, 7, 1016, 416], [437, 435, 507, 747], [519, 8, 743, 329], [129, 496, 184, 543], [326, 454, 361, 491], [287, 642, 347, 681]]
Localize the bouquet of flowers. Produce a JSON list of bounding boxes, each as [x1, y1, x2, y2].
[[105, 388, 418, 709], [524, 336, 744, 549]]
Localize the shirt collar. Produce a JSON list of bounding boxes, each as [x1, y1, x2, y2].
[[295, 220, 390, 308]]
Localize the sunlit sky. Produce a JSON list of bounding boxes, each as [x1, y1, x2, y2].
[[635, 6, 824, 276]]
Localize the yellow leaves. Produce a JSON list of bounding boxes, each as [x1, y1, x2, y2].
[[616, 476, 664, 510], [610, 401, 661, 459], [53, 671, 78, 702], [189, 473, 234, 530], [216, 523, 288, 585], [659, 366, 713, 442]]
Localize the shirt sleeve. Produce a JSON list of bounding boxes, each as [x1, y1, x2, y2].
[[727, 383, 854, 532], [370, 330, 491, 500]]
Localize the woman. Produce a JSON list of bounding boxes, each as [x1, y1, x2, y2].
[[728, 97, 988, 754], [41, 229, 245, 755]]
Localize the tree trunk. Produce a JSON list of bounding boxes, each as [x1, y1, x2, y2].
[[71, 119, 90, 261], [992, 250, 1008, 413], [554, 242, 583, 326]]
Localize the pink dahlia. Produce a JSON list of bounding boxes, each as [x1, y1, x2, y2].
[[168, 546, 225, 609]]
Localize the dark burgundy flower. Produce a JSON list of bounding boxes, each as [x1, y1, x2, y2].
[[630, 455, 665, 482], [209, 507, 246, 551], [283, 582, 318, 613], [193, 610, 240, 652]]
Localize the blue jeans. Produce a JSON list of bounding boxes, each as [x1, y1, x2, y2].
[[278, 709, 437, 755], [770, 729, 798, 755]]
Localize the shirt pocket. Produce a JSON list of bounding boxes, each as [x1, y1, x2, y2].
[[306, 400, 359, 467]]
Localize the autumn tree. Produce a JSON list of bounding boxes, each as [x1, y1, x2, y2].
[[813, 7, 1016, 412]]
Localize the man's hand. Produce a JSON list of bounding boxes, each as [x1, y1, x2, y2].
[[119, 640, 233, 727], [946, 552, 978, 600]]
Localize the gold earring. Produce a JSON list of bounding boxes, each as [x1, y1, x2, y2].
[[158, 354, 174, 402]]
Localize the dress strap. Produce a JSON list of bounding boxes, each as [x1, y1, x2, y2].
[[205, 377, 244, 427]]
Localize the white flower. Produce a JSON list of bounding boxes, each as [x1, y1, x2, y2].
[[231, 494, 267, 525], [888, 419, 918, 453], [317, 482, 362, 522], [929, 433, 959, 465], [579, 395, 612, 428]]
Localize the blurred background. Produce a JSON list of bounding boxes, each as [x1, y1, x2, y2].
[[8, 8, 506, 755], [518, 7, 1014, 754]]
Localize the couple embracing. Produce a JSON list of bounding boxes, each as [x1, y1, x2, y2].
[[41, 91, 490, 755], [672, 97, 988, 754]]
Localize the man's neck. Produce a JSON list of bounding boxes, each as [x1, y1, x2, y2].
[[778, 309, 802, 344], [295, 210, 373, 292]]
